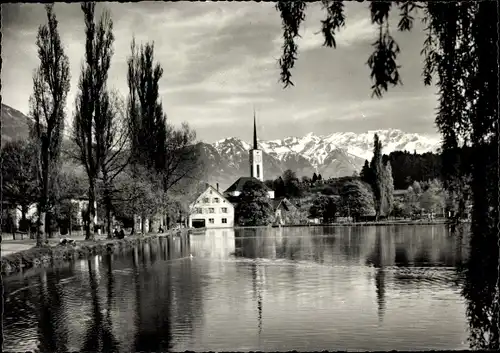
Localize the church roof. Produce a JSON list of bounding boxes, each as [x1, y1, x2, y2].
[[224, 177, 272, 194]]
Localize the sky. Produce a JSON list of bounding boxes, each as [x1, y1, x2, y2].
[[2, 1, 440, 144]]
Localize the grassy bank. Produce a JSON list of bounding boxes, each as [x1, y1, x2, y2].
[[1, 229, 190, 276]]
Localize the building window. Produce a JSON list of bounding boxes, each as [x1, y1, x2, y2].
[[209, 218, 215, 224], [194, 208, 203, 214], [221, 207, 228, 213], [214, 197, 220, 203], [257, 165, 260, 179], [208, 208, 215, 213], [222, 218, 227, 224], [203, 198, 209, 203], [209, 190, 212, 194]]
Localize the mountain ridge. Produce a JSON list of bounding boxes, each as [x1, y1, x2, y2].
[[1, 103, 441, 190]]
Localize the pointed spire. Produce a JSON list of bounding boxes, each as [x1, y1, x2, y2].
[[253, 107, 258, 150]]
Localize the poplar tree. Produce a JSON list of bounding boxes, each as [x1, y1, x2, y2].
[[73, 2, 114, 240], [382, 161, 394, 217], [127, 39, 166, 232], [29, 4, 70, 246], [369, 134, 384, 220], [127, 39, 201, 231]]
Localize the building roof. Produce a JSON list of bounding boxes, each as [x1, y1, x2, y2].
[[272, 198, 297, 212], [189, 182, 231, 207], [224, 177, 272, 194]]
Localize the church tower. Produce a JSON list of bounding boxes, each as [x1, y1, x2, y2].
[[249, 110, 264, 182]]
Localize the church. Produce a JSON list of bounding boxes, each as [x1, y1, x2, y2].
[[224, 112, 275, 200], [188, 112, 274, 229]]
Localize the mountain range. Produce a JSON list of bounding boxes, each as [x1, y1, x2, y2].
[[2, 103, 441, 190], [198, 129, 441, 189]]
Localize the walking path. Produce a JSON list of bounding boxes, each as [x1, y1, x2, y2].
[[1, 232, 110, 257]]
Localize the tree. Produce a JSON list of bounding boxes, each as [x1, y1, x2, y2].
[[282, 169, 301, 198], [0, 140, 39, 223], [392, 199, 407, 219], [317, 173, 323, 181], [339, 180, 375, 222], [419, 179, 445, 215], [312, 172, 318, 183], [127, 39, 202, 230], [275, 4, 498, 344], [411, 180, 422, 195], [360, 160, 372, 185], [320, 185, 336, 196], [301, 175, 311, 185], [127, 39, 167, 173], [112, 167, 160, 231], [309, 195, 339, 223], [272, 176, 286, 198], [126, 38, 166, 232], [369, 134, 384, 220], [29, 4, 71, 246], [52, 169, 87, 235], [381, 160, 394, 217], [73, 2, 115, 240], [235, 180, 274, 226], [98, 91, 131, 238]]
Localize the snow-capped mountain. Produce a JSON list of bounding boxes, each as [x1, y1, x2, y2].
[[259, 129, 441, 166], [199, 129, 441, 189]]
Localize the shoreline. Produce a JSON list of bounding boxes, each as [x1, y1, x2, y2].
[[2, 220, 462, 276], [276, 219, 453, 227], [1, 229, 189, 277], [194, 219, 456, 231]]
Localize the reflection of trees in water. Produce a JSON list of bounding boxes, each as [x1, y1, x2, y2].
[[235, 229, 257, 259], [375, 268, 386, 323], [132, 237, 199, 351], [80, 258, 119, 352], [132, 244, 174, 351], [311, 235, 325, 263], [460, 223, 499, 349], [37, 270, 69, 352], [365, 227, 386, 323], [395, 247, 410, 267], [366, 227, 393, 321], [235, 228, 272, 259]]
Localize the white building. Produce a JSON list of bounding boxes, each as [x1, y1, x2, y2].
[[188, 183, 235, 229]]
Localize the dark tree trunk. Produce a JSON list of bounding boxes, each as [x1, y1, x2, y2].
[[68, 202, 72, 237], [106, 207, 112, 239], [37, 146, 50, 247], [86, 183, 97, 241]]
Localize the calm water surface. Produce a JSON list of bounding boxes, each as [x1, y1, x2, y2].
[[3, 225, 472, 351]]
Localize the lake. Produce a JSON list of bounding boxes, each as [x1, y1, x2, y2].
[[3, 225, 474, 351]]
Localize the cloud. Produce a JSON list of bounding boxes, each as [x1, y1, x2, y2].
[[2, 2, 439, 144], [210, 96, 275, 106], [291, 108, 328, 121]]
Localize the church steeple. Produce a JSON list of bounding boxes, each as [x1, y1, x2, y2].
[[249, 109, 264, 182], [253, 108, 258, 150]]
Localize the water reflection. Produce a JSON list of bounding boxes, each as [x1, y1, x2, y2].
[[2, 226, 478, 351], [460, 224, 500, 349]]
